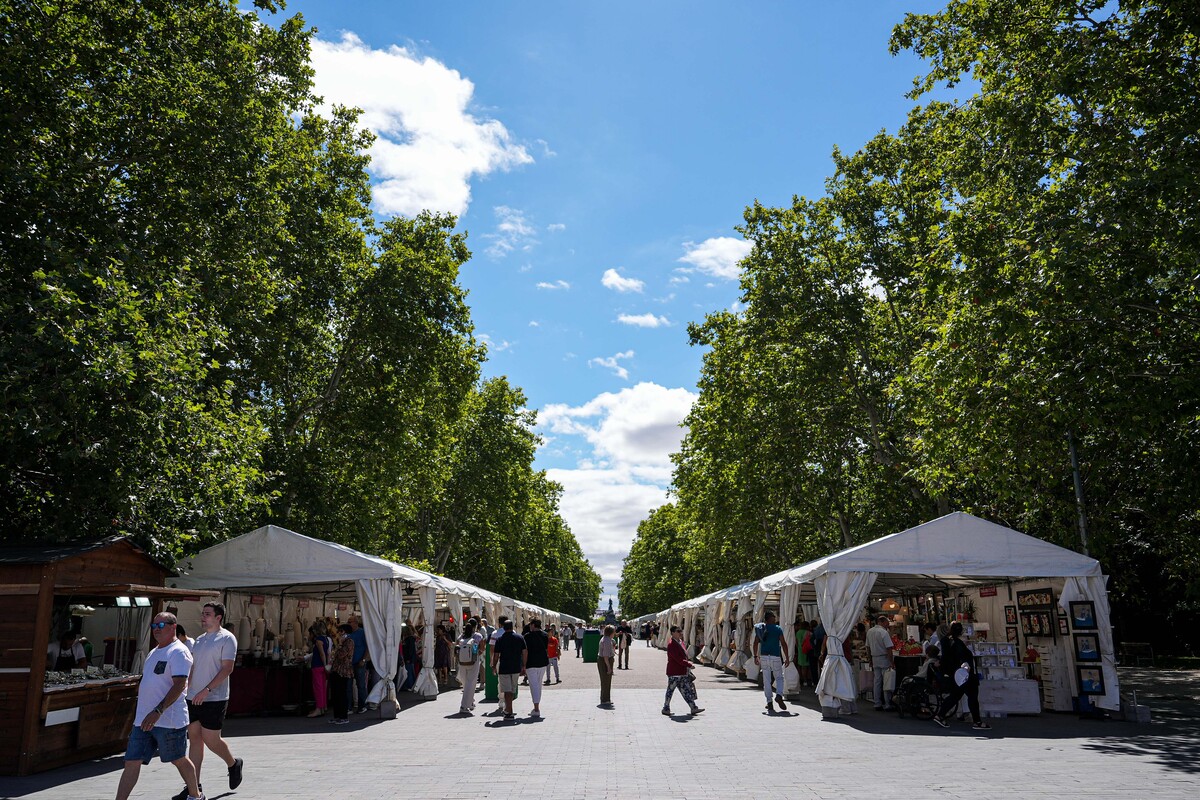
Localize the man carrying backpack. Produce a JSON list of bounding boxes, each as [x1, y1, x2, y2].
[[456, 620, 484, 715]]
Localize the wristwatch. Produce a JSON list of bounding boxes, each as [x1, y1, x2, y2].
[[153, 703, 164, 714]]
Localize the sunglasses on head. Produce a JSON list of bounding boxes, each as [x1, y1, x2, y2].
[[150, 621, 174, 630]]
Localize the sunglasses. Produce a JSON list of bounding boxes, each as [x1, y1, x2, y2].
[[150, 621, 175, 630]]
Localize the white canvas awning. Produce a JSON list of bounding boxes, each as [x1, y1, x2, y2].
[[173, 525, 580, 702]]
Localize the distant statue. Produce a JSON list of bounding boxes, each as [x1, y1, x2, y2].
[[604, 599, 617, 625]]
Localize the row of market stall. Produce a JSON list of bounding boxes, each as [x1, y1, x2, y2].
[[1, 525, 582, 776], [635, 513, 1119, 719]]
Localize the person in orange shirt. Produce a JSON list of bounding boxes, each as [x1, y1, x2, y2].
[[545, 627, 562, 685]]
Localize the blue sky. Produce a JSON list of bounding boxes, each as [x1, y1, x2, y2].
[[278, 0, 947, 610]]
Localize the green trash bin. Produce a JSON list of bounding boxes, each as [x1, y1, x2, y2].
[[582, 629, 601, 663]]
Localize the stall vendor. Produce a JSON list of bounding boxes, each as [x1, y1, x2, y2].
[[47, 631, 87, 670]]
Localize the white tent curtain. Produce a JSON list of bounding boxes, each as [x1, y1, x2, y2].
[[716, 601, 732, 668], [357, 578, 401, 707], [413, 586, 438, 698], [684, 608, 698, 658], [448, 594, 463, 634], [815, 571, 878, 711], [698, 600, 716, 661], [780, 582, 802, 692], [729, 604, 747, 673], [1060, 575, 1119, 710], [743, 591, 768, 681]]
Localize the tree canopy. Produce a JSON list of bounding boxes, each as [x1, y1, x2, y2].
[[621, 0, 1198, 646], [0, 0, 599, 616]]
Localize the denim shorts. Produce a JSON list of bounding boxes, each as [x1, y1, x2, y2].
[[125, 725, 188, 764]]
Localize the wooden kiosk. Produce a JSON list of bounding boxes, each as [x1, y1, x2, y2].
[[0, 537, 213, 776]]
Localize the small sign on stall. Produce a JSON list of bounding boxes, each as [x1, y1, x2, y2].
[[249, 595, 265, 605], [298, 600, 309, 609], [979, 585, 998, 597], [337, 603, 348, 611]]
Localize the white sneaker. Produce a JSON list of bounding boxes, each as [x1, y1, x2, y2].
[[530, 709, 541, 718]]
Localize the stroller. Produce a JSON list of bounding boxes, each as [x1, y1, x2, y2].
[[895, 673, 945, 720]]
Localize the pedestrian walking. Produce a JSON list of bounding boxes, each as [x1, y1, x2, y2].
[[753, 610, 790, 713], [933, 622, 991, 730], [491, 620, 527, 720], [115, 613, 203, 800], [523, 619, 550, 717], [617, 620, 632, 669], [175, 602, 242, 800], [456, 620, 484, 714], [597, 625, 616, 707], [545, 627, 562, 684], [575, 622, 585, 657], [662, 625, 704, 716]]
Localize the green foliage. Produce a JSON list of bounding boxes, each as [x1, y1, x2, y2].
[[0, 0, 598, 617], [624, 0, 1199, 645], [617, 504, 704, 617]]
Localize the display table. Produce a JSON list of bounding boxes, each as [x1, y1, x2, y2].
[[977, 679, 1041, 715], [33, 678, 140, 772], [227, 665, 313, 715]]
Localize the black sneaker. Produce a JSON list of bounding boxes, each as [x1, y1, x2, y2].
[[228, 757, 244, 790], [775, 696, 788, 711], [173, 785, 200, 800]]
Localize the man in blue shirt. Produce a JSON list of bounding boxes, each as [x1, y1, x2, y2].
[[753, 611, 791, 713], [347, 615, 370, 713]]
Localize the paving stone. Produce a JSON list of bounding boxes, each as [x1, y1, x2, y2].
[[3, 651, 1197, 799]]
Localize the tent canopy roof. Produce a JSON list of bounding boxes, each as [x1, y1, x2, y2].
[[171, 525, 579, 621], [171, 525, 439, 593], [660, 513, 1103, 615], [759, 512, 1101, 591]]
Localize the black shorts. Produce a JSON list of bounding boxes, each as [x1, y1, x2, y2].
[[186, 700, 228, 731]]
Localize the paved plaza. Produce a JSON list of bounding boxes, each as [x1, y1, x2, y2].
[[4, 647, 1198, 800]]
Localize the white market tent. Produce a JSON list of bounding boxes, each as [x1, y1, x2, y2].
[[172, 525, 579, 704], [649, 512, 1118, 712]]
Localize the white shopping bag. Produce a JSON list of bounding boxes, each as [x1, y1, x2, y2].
[[883, 667, 896, 692]]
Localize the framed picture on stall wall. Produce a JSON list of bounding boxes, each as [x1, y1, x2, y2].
[[1074, 633, 1100, 662], [1017, 588, 1055, 610], [1057, 616, 1070, 636], [1006, 626, 1019, 643], [1070, 601, 1097, 630], [1004, 606, 1017, 625], [1077, 665, 1105, 695]]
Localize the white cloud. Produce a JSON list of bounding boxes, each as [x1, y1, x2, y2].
[[601, 268, 644, 294], [539, 383, 697, 593], [485, 206, 539, 258], [477, 333, 512, 353], [528, 320, 540, 327], [536, 279, 571, 290], [617, 313, 670, 328], [547, 223, 566, 232], [309, 33, 532, 217], [669, 275, 690, 285], [536, 139, 557, 158], [677, 236, 753, 280], [587, 350, 635, 380]]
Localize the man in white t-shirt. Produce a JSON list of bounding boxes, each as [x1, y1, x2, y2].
[[866, 615, 897, 711], [115, 612, 202, 800], [173, 602, 242, 800]]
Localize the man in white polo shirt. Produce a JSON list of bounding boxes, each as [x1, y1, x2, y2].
[[172, 602, 242, 800]]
